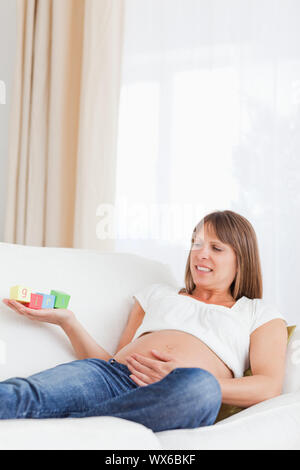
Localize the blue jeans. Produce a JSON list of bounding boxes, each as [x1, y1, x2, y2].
[[0, 358, 222, 432]]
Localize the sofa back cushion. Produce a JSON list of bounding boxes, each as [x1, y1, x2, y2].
[[0, 243, 177, 380]]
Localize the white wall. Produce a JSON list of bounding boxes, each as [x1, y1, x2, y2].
[[116, 0, 300, 326], [0, 0, 17, 241]]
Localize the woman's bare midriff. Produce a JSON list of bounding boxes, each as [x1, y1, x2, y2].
[[113, 329, 234, 379]]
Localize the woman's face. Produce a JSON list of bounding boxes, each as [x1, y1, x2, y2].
[[190, 223, 237, 294]]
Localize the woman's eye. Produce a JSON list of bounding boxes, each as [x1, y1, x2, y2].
[[192, 243, 221, 251]]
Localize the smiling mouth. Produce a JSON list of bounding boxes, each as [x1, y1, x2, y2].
[[195, 265, 213, 273]]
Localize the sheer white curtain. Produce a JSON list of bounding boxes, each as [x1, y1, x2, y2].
[[115, 0, 300, 324]]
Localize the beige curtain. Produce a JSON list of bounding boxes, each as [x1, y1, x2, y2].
[[4, 0, 124, 250]]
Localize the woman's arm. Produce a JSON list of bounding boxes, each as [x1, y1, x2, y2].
[[63, 299, 146, 359], [61, 316, 111, 361], [114, 300, 145, 354], [218, 319, 288, 407]]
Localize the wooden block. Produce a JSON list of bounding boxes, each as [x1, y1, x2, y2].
[[50, 290, 70, 309], [28, 293, 43, 309], [36, 293, 55, 309], [10, 285, 32, 303]]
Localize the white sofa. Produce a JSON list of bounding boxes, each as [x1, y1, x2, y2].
[[0, 242, 299, 450]]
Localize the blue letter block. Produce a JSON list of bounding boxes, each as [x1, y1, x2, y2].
[[37, 293, 56, 309]]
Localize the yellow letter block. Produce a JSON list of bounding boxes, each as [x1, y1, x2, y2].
[[10, 285, 32, 303]]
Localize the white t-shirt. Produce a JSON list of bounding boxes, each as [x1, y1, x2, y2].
[[132, 283, 286, 378]]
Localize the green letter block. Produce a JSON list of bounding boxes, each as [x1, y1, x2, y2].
[[50, 290, 71, 309]]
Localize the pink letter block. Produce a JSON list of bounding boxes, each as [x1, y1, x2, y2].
[[28, 293, 44, 310]]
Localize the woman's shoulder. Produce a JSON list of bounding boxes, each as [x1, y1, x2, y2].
[[239, 296, 280, 314], [250, 297, 282, 314], [248, 297, 286, 333]]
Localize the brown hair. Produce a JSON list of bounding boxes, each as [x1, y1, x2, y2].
[[179, 210, 263, 300]]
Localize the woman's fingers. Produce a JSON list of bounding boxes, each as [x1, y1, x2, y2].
[[129, 374, 148, 387], [127, 357, 149, 375], [128, 353, 163, 372], [127, 357, 161, 381], [126, 356, 153, 375], [127, 364, 152, 384], [17, 305, 49, 317], [3, 299, 25, 315], [7, 299, 24, 308], [3, 299, 42, 317]]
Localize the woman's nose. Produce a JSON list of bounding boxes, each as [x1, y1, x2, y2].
[[196, 246, 210, 257]]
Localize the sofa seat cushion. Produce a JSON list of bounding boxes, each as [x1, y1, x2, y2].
[[156, 391, 300, 450], [0, 416, 162, 450]]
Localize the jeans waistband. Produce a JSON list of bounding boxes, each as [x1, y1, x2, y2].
[[108, 358, 131, 375]]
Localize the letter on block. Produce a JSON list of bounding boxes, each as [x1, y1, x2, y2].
[[50, 290, 70, 309], [37, 293, 55, 309], [10, 286, 32, 303], [28, 293, 44, 309]]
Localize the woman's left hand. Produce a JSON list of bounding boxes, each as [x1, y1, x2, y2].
[[125, 349, 183, 386]]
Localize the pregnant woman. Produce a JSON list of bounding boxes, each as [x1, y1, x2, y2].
[[1, 210, 287, 432]]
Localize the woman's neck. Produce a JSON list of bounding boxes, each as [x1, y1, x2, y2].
[[191, 288, 234, 304]]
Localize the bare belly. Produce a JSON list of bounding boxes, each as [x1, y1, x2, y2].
[[113, 330, 233, 379]]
